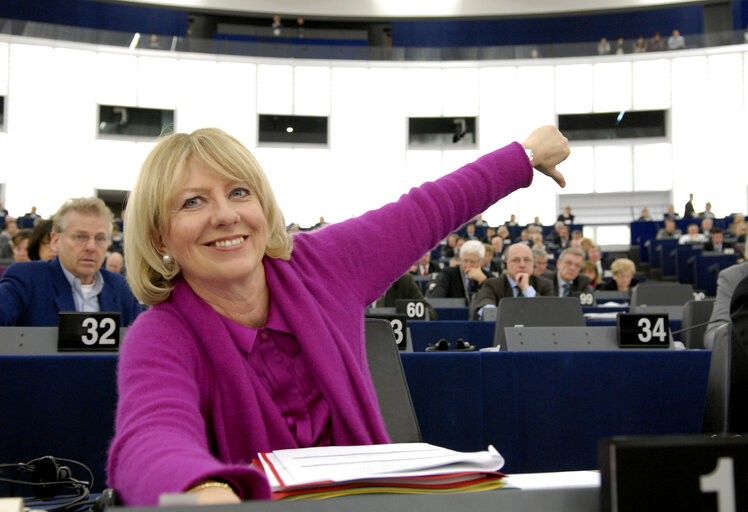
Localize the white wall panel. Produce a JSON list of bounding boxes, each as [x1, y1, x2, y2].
[[137, 56, 178, 108], [555, 64, 593, 114], [216, 62, 256, 147], [294, 66, 331, 116], [632, 59, 670, 110], [478, 66, 517, 153], [176, 59, 219, 133], [53, 48, 97, 142], [330, 67, 370, 152], [594, 146, 632, 193], [670, 56, 708, 210], [257, 64, 293, 114], [593, 61, 632, 113], [515, 66, 555, 135], [96, 52, 137, 106], [560, 146, 594, 195], [0, 43, 8, 96], [404, 68, 443, 117], [405, 150, 442, 191], [441, 67, 479, 117], [633, 143, 672, 191]]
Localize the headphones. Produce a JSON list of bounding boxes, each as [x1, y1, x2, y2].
[[0, 456, 93, 512]]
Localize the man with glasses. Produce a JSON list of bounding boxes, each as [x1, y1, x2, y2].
[[427, 240, 489, 304], [551, 247, 591, 297], [0, 197, 142, 326], [470, 243, 553, 320]]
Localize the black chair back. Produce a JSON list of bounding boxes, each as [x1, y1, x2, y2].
[[681, 298, 715, 350], [364, 318, 422, 443]]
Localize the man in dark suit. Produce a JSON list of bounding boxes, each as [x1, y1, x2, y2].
[[409, 252, 440, 276], [704, 228, 733, 253], [0, 197, 142, 326], [551, 247, 592, 297], [471, 243, 553, 319], [684, 193, 695, 219], [427, 240, 489, 304]]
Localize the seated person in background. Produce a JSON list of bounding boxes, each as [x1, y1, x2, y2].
[[730, 274, 748, 362], [504, 214, 518, 227], [470, 243, 554, 320], [546, 221, 564, 243], [517, 229, 531, 245], [11, 229, 32, 262], [587, 244, 607, 277], [700, 217, 714, 238], [597, 258, 639, 291], [530, 233, 546, 253], [704, 228, 733, 253], [656, 218, 682, 240], [490, 235, 505, 271], [496, 225, 512, 245], [106, 251, 125, 274], [473, 214, 489, 227], [485, 226, 496, 241], [440, 233, 459, 259], [464, 222, 484, 242], [409, 251, 440, 276], [663, 204, 680, 220], [637, 207, 652, 221], [375, 272, 437, 320], [728, 214, 746, 236], [448, 237, 466, 266], [0, 197, 143, 327], [581, 261, 601, 289], [551, 247, 592, 297], [532, 246, 552, 278], [482, 243, 502, 276], [556, 225, 571, 249], [580, 237, 594, 254], [700, 202, 715, 219], [679, 223, 708, 245], [428, 240, 490, 301], [557, 205, 574, 225], [27, 219, 56, 261]]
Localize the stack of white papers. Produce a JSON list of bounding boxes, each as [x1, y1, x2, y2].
[[258, 443, 505, 491]]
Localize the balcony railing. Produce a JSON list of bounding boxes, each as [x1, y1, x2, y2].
[[2, 17, 746, 61]]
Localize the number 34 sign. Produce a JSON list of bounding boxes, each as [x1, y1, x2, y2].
[[58, 312, 121, 352], [616, 313, 670, 348]]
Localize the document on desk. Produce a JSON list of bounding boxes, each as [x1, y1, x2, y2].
[[258, 443, 505, 491]]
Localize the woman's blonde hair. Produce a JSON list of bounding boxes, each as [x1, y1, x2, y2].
[[610, 257, 636, 277], [124, 128, 293, 305]]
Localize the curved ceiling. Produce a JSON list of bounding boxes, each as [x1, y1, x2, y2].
[[121, 0, 702, 19]]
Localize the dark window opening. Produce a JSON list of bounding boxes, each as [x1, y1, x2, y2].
[[98, 105, 174, 138], [409, 117, 477, 147], [258, 114, 328, 144], [558, 110, 667, 141]]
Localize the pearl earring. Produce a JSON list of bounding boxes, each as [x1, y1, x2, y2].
[[162, 254, 172, 263]]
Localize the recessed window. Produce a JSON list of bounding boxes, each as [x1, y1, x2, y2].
[[98, 105, 174, 138], [0, 96, 5, 131], [408, 117, 477, 147], [258, 114, 328, 145], [557, 110, 667, 141]]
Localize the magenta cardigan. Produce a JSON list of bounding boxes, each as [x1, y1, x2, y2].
[[107, 142, 532, 505]]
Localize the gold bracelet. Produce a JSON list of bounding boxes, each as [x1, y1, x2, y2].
[[187, 480, 234, 493]]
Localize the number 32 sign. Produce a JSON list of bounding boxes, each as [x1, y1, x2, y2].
[[58, 312, 121, 352]]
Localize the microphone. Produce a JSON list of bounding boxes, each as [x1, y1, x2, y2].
[[670, 319, 722, 336]]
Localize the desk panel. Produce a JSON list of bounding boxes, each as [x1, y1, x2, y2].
[[402, 351, 710, 474], [0, 354, 118, 493]]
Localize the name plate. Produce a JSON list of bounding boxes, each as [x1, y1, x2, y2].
[[600, 435, 748, 512], [575, 291, 596, 307], [58, 312, 121, 352], [365, 313, 407, 351], [395, 299, 428, 320], [616, 313, 669, 348]]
